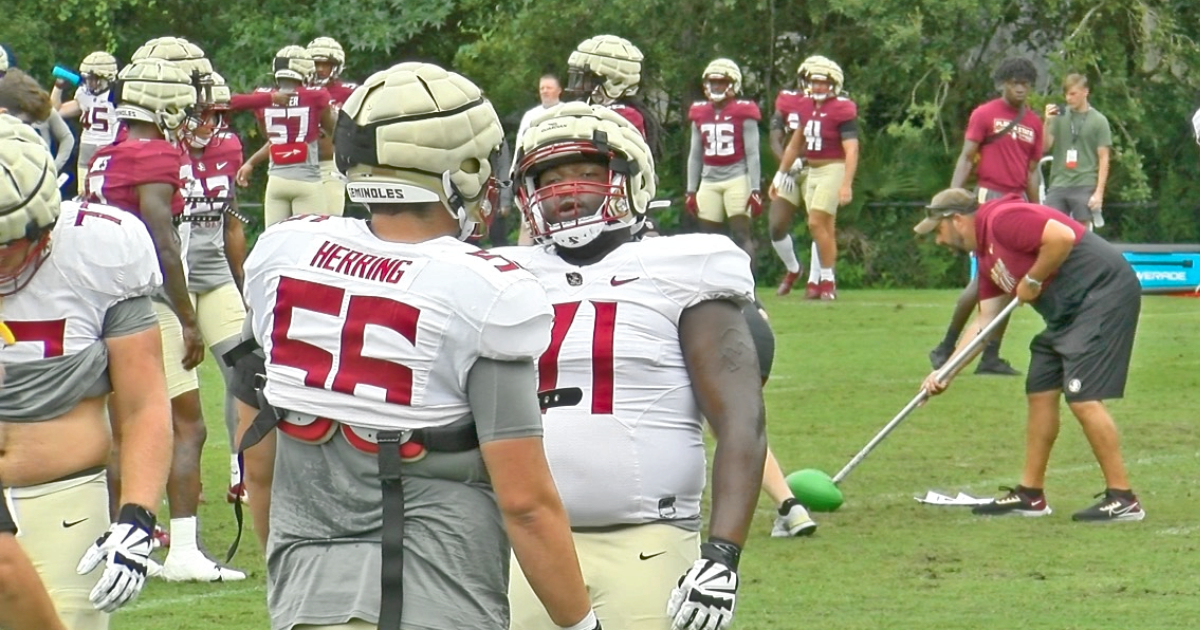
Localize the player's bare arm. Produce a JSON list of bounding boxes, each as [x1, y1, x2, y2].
[[236, 144, 271, 188], [233, 397, 273, 551], [136, 181, 204, 368], [105, 325, 172, 512], [222, 200, 248, 293], [0, 533, 68, 630], [840, 137, 860, 205], [1025, 160, 1041, 203], [950, 139, 980, 189], [319, 103, 336, 136], [679, 298, 767, 547]]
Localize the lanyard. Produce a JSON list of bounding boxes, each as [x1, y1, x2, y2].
[[1068, 108, 1089, 147]]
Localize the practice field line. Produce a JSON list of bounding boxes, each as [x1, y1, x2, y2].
[[125, 584, 264, 612]]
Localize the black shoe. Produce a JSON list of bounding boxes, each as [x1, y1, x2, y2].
[[975, 356, 1021, 376], [928, 343, 953, 369], [1072, 490, 1146, 522], [971, 486, 1052, 517]]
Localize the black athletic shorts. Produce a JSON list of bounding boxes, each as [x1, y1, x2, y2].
[[0, 486, 15, 534], [742, 300, 775, 382], [230, 350, 265, 409], [1026, 286, 1140, 402]]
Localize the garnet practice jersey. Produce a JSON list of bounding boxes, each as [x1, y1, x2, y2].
[[73, 87, 118, 146], [0, 201, 161, 422], [608, 103, 647, 139], [243, 215, 553, 432], [184, 133, 244, 292], [688, 99, 761, 167], [493, 234, 754, 529], [774, 89, 806, 133], [324, 79, 358, 109], [793, 95, 857, 160], [85, 137, 191, 217]]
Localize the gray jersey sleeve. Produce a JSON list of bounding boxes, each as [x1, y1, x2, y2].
[[687, 126, 703, 193], [46, 110, 75, 171], [769, 111, 785, 131], [743, 119, 761, 191], [466, 357, 543, 443], [101, 296, 156, 338]]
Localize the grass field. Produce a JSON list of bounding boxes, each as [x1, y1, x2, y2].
[[116, 289, 1200, 630]]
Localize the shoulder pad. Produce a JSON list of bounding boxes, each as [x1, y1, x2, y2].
[[477, 274, 553, 361], [640, 234, 755, 312], [55, 201, 162, 298]]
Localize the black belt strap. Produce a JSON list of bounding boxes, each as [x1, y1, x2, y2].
[[225, 379, 283, 563], [376, 430, 406, 630], [221, 337, 261, 367]]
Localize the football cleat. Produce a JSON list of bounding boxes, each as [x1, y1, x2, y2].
[[776, 271, 801, 296], [1072, 490, 1146, 522], [818, 280, 837, 301], [772, 499, 818, 537], [152, 524, 170, 549], [161, 549, 247, 582], [971, 486, 1052, 517], [804, 282, 821, 300]]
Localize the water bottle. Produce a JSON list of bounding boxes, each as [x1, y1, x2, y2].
[[52, 65, 81, 86]]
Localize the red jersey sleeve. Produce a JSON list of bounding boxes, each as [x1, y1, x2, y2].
[[732, 100, 762, 122], [687, 101, 707, 126], [611, 104, 646, 138], [229, 90, 275, 112]]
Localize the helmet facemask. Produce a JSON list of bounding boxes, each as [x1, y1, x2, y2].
[[704, 75, 734, 102], [806, 74, 835, 101], [565, 66, 603, 103], [517, 133, 635, 249]]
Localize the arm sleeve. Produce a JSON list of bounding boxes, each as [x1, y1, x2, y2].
[[743, 119, 761, 190], [687, 127, 703, 192], [467, 357, 544, 443], [48, 111, 75, 171], [769, 111, 785, 131], [101, 296, 156, 338], [838, 118, 859, 140]]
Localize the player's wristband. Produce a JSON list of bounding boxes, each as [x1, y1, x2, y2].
[[701, 537, 742, 571], [560, 608, 599, 630], [116, 503, 157, 531]]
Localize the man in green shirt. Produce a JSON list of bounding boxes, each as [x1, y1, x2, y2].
[[1043, 73, 1112, 229]]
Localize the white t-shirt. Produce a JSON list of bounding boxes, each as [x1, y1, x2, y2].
[[515, 102, 561, 150], [494, 234, 755, 529], [243, 216, 553, 432]]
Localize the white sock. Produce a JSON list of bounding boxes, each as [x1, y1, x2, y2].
[[169, 516, 198, 553], [807, 242, 821, 283], [820, 267, 836, 282], [771, 237, 801, 273], [230, 454, 241, 486]]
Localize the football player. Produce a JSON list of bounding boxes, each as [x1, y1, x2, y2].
[[306, 36, 358, 216], [686, 58, 762, 259], [769, 55, 859, 300], [241, 62, 601, 630], [230, 46, 336, 226], [566, 35, 662, 160], [0, 114, 172, 627], [84, 55, 245, 582], [180, 72, 252, 506], [499, 101, 767, 630], [52, 51, 120, 187], [0, 496, 68, 630]]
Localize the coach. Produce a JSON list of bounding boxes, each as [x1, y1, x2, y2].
[[914, 188, 1146, 523]]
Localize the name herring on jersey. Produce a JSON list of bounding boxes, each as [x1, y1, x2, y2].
[[494, 234, 755, 529], [242, 215, 553, 432]]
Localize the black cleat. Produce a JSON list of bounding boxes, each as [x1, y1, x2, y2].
[[971, 486, 1052, 517], [975, 356, 1021, 376], [1072, 490, 1146, 522]]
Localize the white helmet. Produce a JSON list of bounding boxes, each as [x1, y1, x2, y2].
[[514, 101, 655, 249], [567, 35, 643, 104], [306, 37, 345, 84], [0, 114, 62, 294], [79, 51, 119, 94], [115, 58, 198, 136], [274, 45, 316, 84], [335, 62, 504, 241], [132, 36, 213, 82], [799, 55, 844, 100], [702, 58, 742, 102]]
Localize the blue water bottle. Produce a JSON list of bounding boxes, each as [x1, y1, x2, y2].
[[52, 65, 81, 86]]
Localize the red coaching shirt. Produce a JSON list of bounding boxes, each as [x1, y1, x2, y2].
[[975, 195, 1086, 300]]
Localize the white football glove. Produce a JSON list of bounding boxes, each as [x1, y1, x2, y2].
[[772, 170, 796, 195], [667, 541, 740, 630], [76, 504, 156, 612]]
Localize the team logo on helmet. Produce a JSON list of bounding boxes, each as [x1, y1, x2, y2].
[[566, 35, 643, 105], [702, 58, 742, 103], [115, 58, 198, 138], [513, 101, 655, 249], [0, 115, 63, 295], [306, 37, 345, 85], [334, 62, 504, 241]]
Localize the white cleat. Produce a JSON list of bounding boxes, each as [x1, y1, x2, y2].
[[161, 550, 247, 582], [772, 502, 818, 538]]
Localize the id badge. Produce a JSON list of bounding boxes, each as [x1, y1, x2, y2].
[[1065, 149, 1078, 169]]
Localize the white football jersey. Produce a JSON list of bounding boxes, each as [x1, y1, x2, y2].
[[494, 234, 755, 528], [243, 215, 553, 432], [74, 87, 119, 146], [1, 200, 161, 364]]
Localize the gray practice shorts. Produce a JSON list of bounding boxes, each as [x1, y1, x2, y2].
[[1044, 185, 1096, 222], [1025, 289, 1140, 402]]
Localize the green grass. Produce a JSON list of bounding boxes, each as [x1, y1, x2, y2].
[[116, 290, 1200, 629]]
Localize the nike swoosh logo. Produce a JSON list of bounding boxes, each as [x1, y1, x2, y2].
[[639, 551, 666, 560], [62, 518, 88, 528], [216, 162, 229, 170], [610, 276, 640, 286]]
